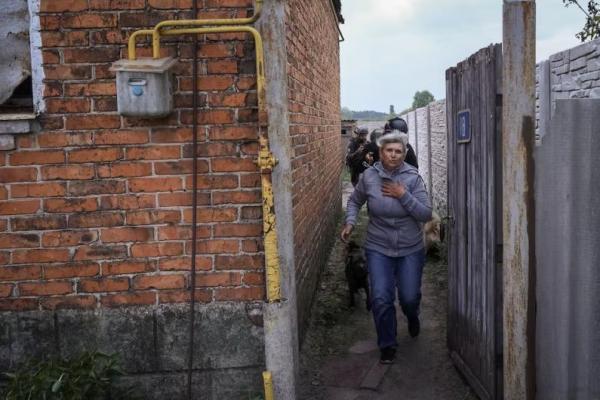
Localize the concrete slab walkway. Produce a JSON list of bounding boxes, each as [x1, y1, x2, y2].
[[298, 182, 477, 400]]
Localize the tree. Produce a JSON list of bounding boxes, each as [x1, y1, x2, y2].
[[412, 90, 435, 109], [563, 0, 600, 42]]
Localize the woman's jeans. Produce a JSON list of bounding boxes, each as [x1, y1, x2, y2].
[[365, 248, 425, 349]]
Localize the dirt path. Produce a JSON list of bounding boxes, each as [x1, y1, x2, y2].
[[298, 182, 477, 400]]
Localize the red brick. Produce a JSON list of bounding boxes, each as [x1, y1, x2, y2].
[[183, 207, 238, 223], [183, 142, 237, 158], [212, 190, 261, 204], [39, 115, 64, 130], [243, 272, 264, 286], [207, 60, 238, 74], [20, 281, 73, 296], [103, 260, 155, 276], [206, 0, 253, 6], [215, 255, 264, 270], [208, 92, 248, 107], [97, 163, 152, 178], [40, 15, 61, 30], [208, 126, 257, 141], [45, 65, 92, 80], [241, 206, 262, 220], [158, 289, 212, 304], [180, 110, 234, 125], [73, 245, 128, 261], [0, 233, 39, 249], [44, 82, 63, 97], [198, 43, 233, 58], [99, 194, 155, 210], [94, 130, 149, 145], [11, 183, 67, 198], [100, 227, 153, 243], [0, 283, 13, 298], [42, 31, 89, 47], [128, 177, 183, 193], [211, 157, 257, 172], [101, 292, 156, 307], [41, 0, 88, 12], [62, 13, 117, 29], [148, 0, 192, 8], [41, 165, 95, 180], [0, 167, 37, 183], [65, 114, 121, 130], [79, 277, 129, 293], [45, 263, 100, 279], [90, 0, 146, 9], [193, 239, 239, 254], [68, 180, 126, 196], [0, 220, 7, 231], [16, 136, 34, 149], [240, 142, 259, 155], [240, 173, 260, 188], [38, 132, 93, 148], [68, 147, 122, 163], [13, 249, 70, 264], [126, 210, 181, 225], [179, 76, 235, 91], [44, 198, 98, 213], [90, 30, 129, 45], [214, 286, 264, 301], [43, 50, 60, 64], [125, 146, 181, 160], [8, 151, 61, 166], [0, 188, 6, 200], [65, 82, 116, 96], [151, 127, 194, 143], [157, 225, 211, 241], [69, 212, 124, 228], [133, 274, 186, 290], [184, 174, 238, 190], [0, 299, 38, 311], [41, 295, 97, 310], [154, 160, 208, 175], [45, 98, 91, 114], [159, 256, 212, 271], [0, 252, 9, 265], [93, 97, 118, 112], [157, 192, 211, 207], [130, 242, 184, 258], [0, 200, 40, 215], [94, 64, 116, 79], [12, 216, 67, 231], [0, 266, 41, 281], [196, 272, 242, 287], [214, 223, 262, 238], [42, 231, 98, 247]]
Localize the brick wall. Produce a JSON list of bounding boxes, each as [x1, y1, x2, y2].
[[286, 0, 342, 331], [1, 0, 271, 397]]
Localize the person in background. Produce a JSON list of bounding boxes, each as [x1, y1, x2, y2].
[[385, 117, 418, 169], [340, 131, 432, 364], [345, 127, 370, 186]]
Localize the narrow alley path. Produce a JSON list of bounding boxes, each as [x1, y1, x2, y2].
[[298, 181, 477, 400]]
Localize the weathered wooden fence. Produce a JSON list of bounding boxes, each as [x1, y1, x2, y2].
[[445, 44, 503, 400]]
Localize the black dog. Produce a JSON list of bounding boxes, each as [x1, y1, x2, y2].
[[345, 241, 371, 311]]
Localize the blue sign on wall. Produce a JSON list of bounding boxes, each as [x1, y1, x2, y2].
[[457, 109, 471, 143]]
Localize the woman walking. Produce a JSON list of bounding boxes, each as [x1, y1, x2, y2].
[[340, 131, 432, 364]]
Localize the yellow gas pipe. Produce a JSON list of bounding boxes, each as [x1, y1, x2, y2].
[[127, 11, 281, 398]]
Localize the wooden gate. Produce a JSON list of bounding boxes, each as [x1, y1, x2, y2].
[[445, 44, 503, 400]]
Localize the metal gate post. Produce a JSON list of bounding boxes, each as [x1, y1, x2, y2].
[[502, 1, 536, 399]]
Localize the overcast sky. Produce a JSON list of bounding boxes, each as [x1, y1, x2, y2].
[[340, 0, 587, 112]]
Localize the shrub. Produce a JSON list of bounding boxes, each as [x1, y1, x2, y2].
[[2, 351, 139, 400]]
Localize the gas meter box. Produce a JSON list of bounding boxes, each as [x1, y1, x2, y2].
[[111, 57, 177, 118]]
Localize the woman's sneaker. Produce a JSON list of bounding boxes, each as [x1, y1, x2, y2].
[[379, 347, 396, 364]]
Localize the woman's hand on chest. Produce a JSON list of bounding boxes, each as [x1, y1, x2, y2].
[[381, 180, 406, 199]]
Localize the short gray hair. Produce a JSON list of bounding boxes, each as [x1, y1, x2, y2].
[[376, 130, 409, 149]]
